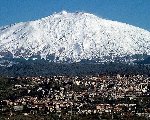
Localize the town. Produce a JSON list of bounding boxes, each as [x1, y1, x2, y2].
[[0, 74, 150, 120]]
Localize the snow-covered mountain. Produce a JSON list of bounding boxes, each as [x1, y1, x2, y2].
[[0, 11, 150, 62]]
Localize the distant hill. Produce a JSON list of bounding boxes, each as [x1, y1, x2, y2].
[[0, 11, 150, 63]]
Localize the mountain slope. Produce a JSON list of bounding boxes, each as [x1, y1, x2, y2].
[[0, 11, 150, 62]]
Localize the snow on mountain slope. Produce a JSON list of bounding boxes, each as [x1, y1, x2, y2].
[[0, 11, 150, 62]]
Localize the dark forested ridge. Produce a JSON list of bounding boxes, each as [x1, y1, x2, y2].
[[0, 57, 150, 77]]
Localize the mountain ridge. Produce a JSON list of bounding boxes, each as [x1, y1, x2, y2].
[[0, 11, 150, 62]]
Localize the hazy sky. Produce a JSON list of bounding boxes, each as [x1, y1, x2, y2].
[[0, 0, 150, 31]]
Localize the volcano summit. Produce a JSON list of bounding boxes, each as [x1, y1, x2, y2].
[[0, 11, 150, 62]]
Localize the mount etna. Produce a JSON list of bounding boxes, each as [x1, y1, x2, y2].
[[0, 11, 150, 76]]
